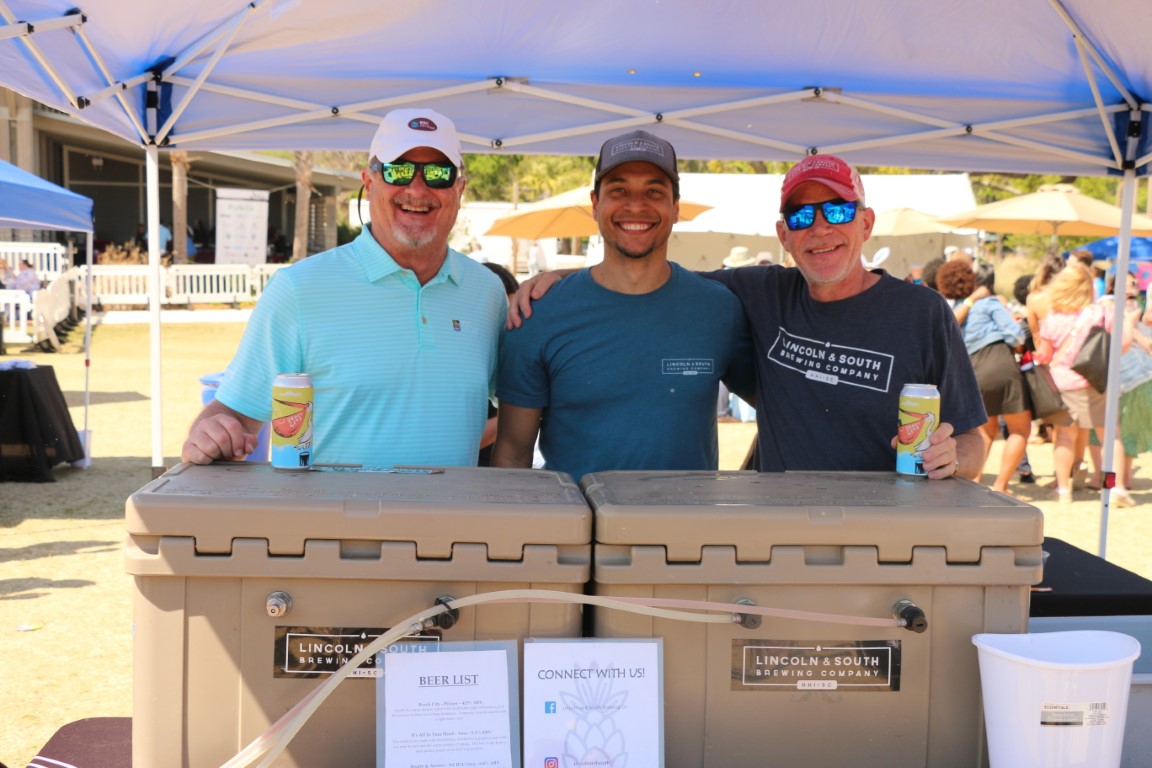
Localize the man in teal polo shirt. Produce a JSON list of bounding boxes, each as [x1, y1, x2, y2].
[[180, 109, 506, 467]]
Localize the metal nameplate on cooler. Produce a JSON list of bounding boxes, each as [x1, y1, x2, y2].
[[274, 626, 442, 679], [731, 639, 902, 692]]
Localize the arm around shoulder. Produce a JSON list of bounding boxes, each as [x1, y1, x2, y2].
[[507, 269, 577, 329]]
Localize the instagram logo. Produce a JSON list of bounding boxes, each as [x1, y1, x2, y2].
[[544, 759, 559, 768]]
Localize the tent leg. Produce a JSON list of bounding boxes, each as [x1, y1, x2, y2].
[[1098, 167, 1139, 559], [146, 146, 166, 475]]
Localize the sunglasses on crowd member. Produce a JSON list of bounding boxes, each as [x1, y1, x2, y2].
[[370, 159, 458, 189], [781, 199, 858, 231]]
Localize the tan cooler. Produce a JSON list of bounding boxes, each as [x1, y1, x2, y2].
[[584, 470, 1043, 768], [126, 462, 591, 768]]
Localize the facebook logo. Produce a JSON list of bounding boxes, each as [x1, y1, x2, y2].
[[544, 701, 557, 714]]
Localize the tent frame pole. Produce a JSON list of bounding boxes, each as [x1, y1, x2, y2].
[[145, 145, 165, 476], [1098, 108, 1145, 559]]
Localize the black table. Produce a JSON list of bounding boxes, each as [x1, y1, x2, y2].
[[26, 717, 130, 768], [1031, 536, 1152, 617], [0, 365, 84, 482]]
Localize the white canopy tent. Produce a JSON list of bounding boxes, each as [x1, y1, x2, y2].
[[2, 0, 1149, 552], [0, 157, 95, 456]]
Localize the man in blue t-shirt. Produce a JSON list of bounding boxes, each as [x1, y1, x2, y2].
[[491, 131, 755, 481], [509, 154, 986, 480]]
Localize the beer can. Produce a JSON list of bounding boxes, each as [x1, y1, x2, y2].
[[896, 383, 940, 476], [271, 373, 314, 470]]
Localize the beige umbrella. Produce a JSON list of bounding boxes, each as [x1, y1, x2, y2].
[[937, 184, 1152, 238], [870, 207, 960, 237], [485, 185, 711, 239]]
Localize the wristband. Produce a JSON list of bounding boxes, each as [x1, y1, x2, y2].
[[963, 297, 975, 308]]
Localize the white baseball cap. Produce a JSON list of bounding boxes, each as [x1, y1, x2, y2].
[[369, 108, 463, 167]]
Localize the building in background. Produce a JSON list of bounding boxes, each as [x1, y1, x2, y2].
[[0, 88, 360, 260]]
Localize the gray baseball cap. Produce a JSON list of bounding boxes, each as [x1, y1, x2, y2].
[[594, 129, 679, 186]]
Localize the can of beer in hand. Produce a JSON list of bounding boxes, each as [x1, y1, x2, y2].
[[896, 383, 940, 476], [271, 373, 313, 470]]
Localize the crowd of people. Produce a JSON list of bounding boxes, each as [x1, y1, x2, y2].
[[180, 106, 1142, 507], [926, 243, 1152, 504]]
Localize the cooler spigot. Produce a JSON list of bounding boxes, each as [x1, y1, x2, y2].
[[428, 595, 460, 631], [733, 598, 762, 630], [893, 599, 927, 633], [265, 591, 293, 618]]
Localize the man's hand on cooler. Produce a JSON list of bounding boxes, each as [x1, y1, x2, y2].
[[181, 410, 259, 464]]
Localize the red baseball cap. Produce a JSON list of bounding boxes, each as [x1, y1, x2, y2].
[[779, 154, 866, 210]]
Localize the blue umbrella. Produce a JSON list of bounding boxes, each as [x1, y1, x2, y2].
[[1065, 236, 1152, 262]]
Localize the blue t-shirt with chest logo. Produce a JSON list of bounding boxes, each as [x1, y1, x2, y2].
[[497, 263, 754, 481]]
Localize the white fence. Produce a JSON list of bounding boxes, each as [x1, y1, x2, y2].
[[0, 242, 70, 280], [1, 262, 287, 348], [76, 263, 288, 308]]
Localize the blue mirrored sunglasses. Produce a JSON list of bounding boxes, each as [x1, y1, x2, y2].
[[781, 199, 858, 231], [370, 159, 458, 189]]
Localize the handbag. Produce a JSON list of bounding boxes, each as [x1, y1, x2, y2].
[[1071, 322, 1110, 393], [1021, 361, 1067, 419]]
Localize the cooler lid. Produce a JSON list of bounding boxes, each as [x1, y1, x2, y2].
[[126, 462, 590, 557], [582, 470, 1042, 563]]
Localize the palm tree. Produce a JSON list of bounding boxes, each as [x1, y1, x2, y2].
[[293, 150, 313, 261]]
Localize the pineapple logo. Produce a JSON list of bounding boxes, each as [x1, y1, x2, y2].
[[558, 664, 629, 767]]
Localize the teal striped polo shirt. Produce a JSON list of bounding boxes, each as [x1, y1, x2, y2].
[[216, 227, 506, 467]]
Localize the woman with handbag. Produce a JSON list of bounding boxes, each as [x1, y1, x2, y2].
[[1024, 253, 1066, 446], [1086, 274, 1152, 507], [1035, 262, 1134, 502], [939, 261, 1032, 494]]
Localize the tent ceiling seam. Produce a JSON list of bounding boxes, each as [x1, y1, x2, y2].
[[154, 3, 261, 144], [1048, 0, 1138, 109], [158, 1, 269, 88]]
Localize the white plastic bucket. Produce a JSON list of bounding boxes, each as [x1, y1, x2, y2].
[[973, 631, 1141, 767]]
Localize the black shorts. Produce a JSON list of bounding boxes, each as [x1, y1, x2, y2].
[[970, 342, 1029, 417]]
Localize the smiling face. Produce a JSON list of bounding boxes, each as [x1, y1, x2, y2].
[[361, 146, 464, 269], [776, 181, 876, 302], [592, 161, 680, 262]]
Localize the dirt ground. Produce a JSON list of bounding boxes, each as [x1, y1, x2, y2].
[[1, 319, 1150, 767]]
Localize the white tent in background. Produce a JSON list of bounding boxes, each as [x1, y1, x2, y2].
[[670, 173, 978, 272], [2, 0, 1149, 552], [0, 157, 95, 463]]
